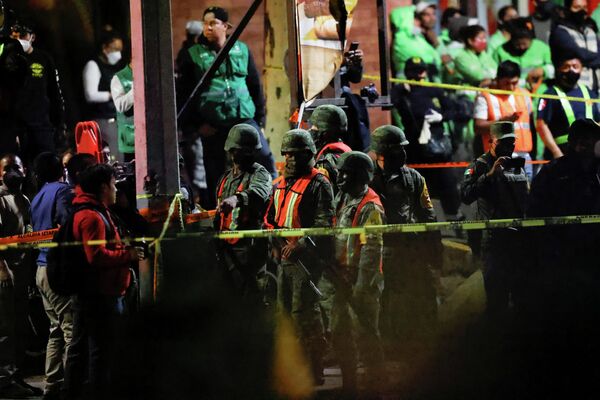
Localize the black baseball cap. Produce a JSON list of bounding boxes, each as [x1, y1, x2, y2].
[[404, 56, 427, 77], [203, 6, 229, 23]]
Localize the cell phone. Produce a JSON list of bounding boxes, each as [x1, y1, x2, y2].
[[503, 157, 525, 170], [349, 41, 359, 51]]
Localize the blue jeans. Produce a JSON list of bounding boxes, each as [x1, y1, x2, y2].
[[64, 294, 125, 400]]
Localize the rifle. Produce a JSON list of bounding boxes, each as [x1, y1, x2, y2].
[[271, 236, 323, 297]]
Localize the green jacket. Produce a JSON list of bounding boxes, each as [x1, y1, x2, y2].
[[115, 65, 134, 154], [454, 48, 498, 86], [390, 6, 441, 80], [187, 41, 255, 125], [493, 39, 554, 84], [487, 30, 508, 55]]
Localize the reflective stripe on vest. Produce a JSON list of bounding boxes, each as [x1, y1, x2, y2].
[[0, 44, 4, 57], [273, 168, 321, 229], [553, 84, 593, 146], [482, 88, 533, 152], [217, 175, 246, 244], [316, 141, 352, 160]]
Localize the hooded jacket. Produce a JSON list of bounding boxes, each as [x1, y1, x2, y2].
[[72, 187, 133, 296]]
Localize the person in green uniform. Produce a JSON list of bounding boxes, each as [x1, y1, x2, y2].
[[330, 152, 385, 397], [493, 19, 554, 88], [488, 5, 519, 55], [369, 125, 442, 358], [265, 129, 335, 384], [390, 4, 441, 80], [454, 25, 498, 88], [214, 124, 272, 298], [110, 64, 134, 161]]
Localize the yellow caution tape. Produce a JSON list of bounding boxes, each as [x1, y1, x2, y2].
[[363, 75, 600, 104]]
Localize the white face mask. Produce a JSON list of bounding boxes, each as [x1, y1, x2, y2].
[[106, 51, 122, 65], [594, 140, 600, 158], [18, 39, 32, 53]]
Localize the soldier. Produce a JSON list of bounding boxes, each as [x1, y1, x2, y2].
[[265, 129, 335, 384], [369, 125, 442, 357], [308, 104, 351, 356], [309, 104, 352, 186], [461, 121, 528, 317], [331, 151, 385, 396], [214, 124, 272, 298]]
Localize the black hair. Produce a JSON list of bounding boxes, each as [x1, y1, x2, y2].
[[460, 24, 486, 44], [510, 26, 535, 41], [79, 164, 115, 198], [98, 28, 122, 50], [67, 153, 98, 186], [498, 5, 517, 23], [497, 60, 521, 79], [33, 152, 63, 184], [441, 7, 463, 27]]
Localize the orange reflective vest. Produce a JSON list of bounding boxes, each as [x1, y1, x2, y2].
[[481, 88, 533, 153], [338, 188, 384, 272], [273, 168, 322, 229], [216, 176, 246, 244], [316, 141, 352, 160]]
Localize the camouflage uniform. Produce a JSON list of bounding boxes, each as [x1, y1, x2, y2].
[[369, 125, 442, 356], [214, 124, 272, 298], [330, 152, 385, 394]]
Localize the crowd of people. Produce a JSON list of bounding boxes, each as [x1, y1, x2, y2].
[[1, 0, 600, 399]]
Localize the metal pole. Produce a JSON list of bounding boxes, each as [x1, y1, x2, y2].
[[177, 0, 265, 119], [377, 0, 390, 97]]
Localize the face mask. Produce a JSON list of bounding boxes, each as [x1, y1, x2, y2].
[[284, 152, 315, 178], [472, 38, 487, 53], [18, 39, 31, 53], [568, 10, 587, 26], [231, 151, 254, 168], [106, 51, 122, 65], [380, 147, 407, 174], [495, 140, 515, 157], [337, 170, 368, 196], [3, 170, 24, 191], [559, 70, 581, 87], [536, 1, 555, 19]]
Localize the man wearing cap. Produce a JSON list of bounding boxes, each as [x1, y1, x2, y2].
[[214, 124, 272, 298], [265, 129, 334, 384], [175, 20, 203, 75], [390, 2, 443, 81], [178, 6, 275, 209], [393, 56, 463, 221], [369, 125, 442, 357], [537, 56, 600, 160], [9, 19, 65, 164], [461, 121, 528, 317]]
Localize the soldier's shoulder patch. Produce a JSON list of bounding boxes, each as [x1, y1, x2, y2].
[[420, 183, 434, 209], [464, 168, 474, 176], [317, 167, 330, 180]]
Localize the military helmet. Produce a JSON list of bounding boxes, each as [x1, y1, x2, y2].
[[490, 121, 516, 140], [309, 104, 348, 133], [337, 151, 375, 182], [568, 118, 600, 145], [281, 129, 317, 154], [224, 123, 262, 151], [371, 125, 409, 153]]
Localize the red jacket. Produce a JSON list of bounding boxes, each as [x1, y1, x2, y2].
[[72, 187, 133, 296]]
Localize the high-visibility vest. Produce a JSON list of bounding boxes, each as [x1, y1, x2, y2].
[[553, 83, 594, 146], [273, 168, 321, 229], [481, 87, 533, 153], [216, 174, 247, 244], [316, 141, 352, 160], [337, 188, 384, 272]]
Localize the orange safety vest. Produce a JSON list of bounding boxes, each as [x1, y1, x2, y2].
[[338, 188, 384, 273], [316, 141, 352, 160], [216, 175, 246, 244], [273, 168, 322, 230], [481, 88, 533, 153]]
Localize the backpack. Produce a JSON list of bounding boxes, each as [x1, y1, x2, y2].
[[46, 204, 112, 296]]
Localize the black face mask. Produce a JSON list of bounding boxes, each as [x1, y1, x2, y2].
[[381, 147, 407, 174], [536, 1, 555, 20], [558, 70, 581, 87], [495, 140, 515, 157], [3, 170, 24, 191], [568, 10, 587, 27], [284, 152, 315, 178], [231, 151, 254, 169], [337, 170, 368, 197]]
